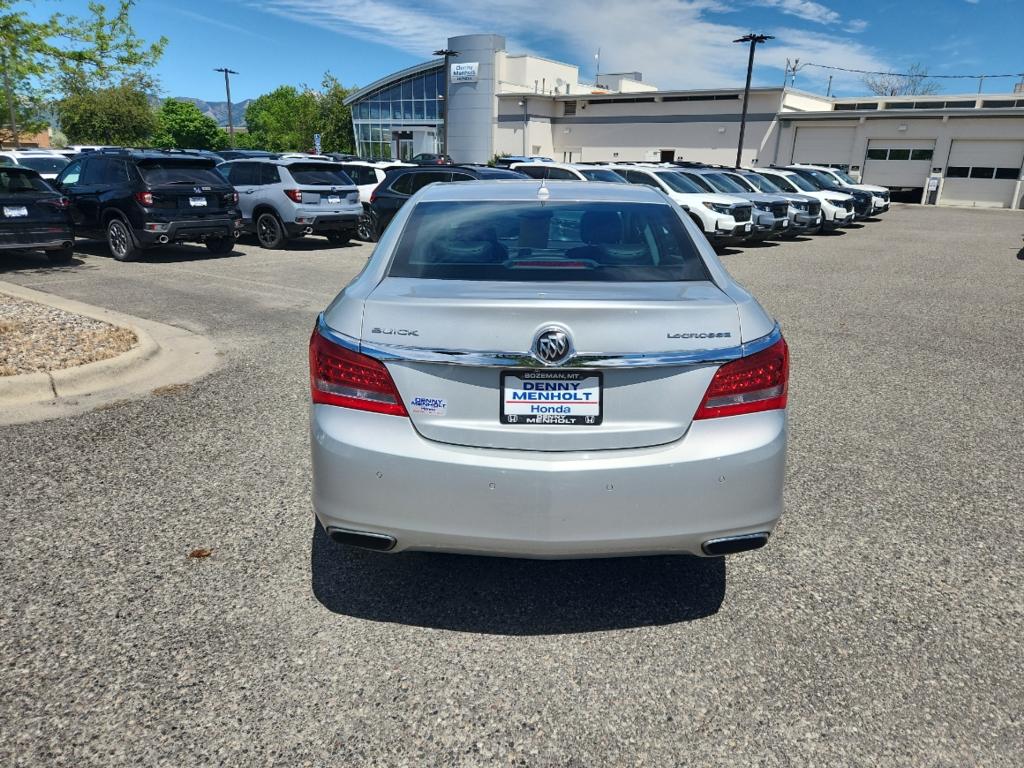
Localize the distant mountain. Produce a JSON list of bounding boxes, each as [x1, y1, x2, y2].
[[168, 97, 252, 128]]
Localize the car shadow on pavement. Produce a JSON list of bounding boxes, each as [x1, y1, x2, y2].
[[310, 523, 725, 635], [71, 239, 244, 262], [0, 251, 91, 273]]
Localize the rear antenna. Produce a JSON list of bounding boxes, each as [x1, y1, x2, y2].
[[537, 177, 549, 200]]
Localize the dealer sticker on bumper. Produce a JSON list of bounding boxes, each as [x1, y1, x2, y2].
[[501, 370, 602, 425]]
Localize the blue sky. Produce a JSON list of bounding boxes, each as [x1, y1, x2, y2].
[[26, 0, 1024, 100]]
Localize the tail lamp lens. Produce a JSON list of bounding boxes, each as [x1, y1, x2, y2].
[[309, 330, 407, 416], [693, 337, 789, 420], [284, 188, 303, 203], [134, 191, 154, 206], [42, 196, 71, 210]]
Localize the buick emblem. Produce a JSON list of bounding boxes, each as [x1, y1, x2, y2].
[[533, 327, 573, 365]]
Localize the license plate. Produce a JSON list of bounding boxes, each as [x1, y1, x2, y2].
[[744, 222, 753, 232], [189, 196, 207, 207], [3, 206, 28, 217], [326, 195, 342, 205], [501, 370, 602, 426], [781, 219, 789, 228]]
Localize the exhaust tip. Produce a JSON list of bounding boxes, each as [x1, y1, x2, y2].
[[701, 532, 769, 556], [327, 527, 396, 552], [61, 241, 73, 249], [157, 234, 169, 244]]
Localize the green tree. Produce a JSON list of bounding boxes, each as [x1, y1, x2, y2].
[[56, 82, 156, 145], [151, 99, 227, 150], [317, 73, 354, 154], [0, 1, 62, 144], [244, 85, 320, 152]]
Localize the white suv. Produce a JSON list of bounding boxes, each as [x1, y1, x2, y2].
[[608, 164, 753, 246], [0, 149, 69, 180], [754, 168, 856, 231], [510, 162, 627, 183], [788, 164, 889, 214]]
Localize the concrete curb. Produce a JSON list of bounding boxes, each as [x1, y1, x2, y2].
[[0, 281, 219, 425]]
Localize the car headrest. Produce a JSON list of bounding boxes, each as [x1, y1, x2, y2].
[[580, 211, 622, 245]]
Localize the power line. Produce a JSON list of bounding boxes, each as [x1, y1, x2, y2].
[[800, 62, 1024, 80]]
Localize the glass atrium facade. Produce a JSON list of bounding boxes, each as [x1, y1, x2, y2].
[[350, 64, 444, 160]]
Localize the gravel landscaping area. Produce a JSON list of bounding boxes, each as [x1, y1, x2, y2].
[[0, 294, 136, 376]]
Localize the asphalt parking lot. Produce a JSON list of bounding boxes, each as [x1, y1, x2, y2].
[[2, 205, 1022, 766]]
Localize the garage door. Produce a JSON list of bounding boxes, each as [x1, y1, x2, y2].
[[863, 139, 935, 189], [792, 127, 856, 168], [940, 139, 1024, 209]]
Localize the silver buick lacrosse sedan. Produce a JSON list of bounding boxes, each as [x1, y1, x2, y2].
[[310, 180, 788, 558]]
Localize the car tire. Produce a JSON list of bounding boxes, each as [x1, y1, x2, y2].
[[357, 210, 378, 243], [326, 230, 350, 246], [47, 244, 74, 264], [205, 236, 235, 255], [255, 211, 287, 249], [106, 218, 140, 262]]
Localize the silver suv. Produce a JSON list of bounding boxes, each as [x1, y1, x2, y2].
[[219, 158, 360, 248]]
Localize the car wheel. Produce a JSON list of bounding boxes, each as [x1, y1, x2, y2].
[[357, 210, 378, 242], [107, 218, 140, 262], [47, 244, 75, 264], [255, 212, 287, 249], [326, 230, 350, 246], [205, 236, 236, 255]]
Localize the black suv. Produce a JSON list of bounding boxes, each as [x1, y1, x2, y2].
[[370, 165, 524, 237], [0, 167, 74, 264], [54, 149, 242, 261]]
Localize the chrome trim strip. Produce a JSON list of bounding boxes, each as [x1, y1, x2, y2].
[[316, 314, 782, 370]]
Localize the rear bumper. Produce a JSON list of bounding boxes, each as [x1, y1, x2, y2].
[[136, 215, 242, 245], [311, 406, 786, 558], [288, 208, 361, 235], [0, 226, 73, 250]]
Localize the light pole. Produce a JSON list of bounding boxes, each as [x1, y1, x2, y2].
[[433, 48, 458, 157], [733, 33, 773, 168], [214, 67, 239, 148], [518, 98, 527, 155]]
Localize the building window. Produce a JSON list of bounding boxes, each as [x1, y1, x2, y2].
[[981, 100, 1015, 108], [994, 167, 1021, 180], [887, 149, 911, 160], [910, 149, 934, 161], [946, 167, 969, 177], [866, 148, 887, 160], [564, 101, 577, 116], [969, 167, 995, 179]]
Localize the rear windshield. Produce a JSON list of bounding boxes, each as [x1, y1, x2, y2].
[[18, 156, 68, 174], [579, 168, 625, 183], [287, 164, 353, 185], [138, 161, 227, 186], [388, 201, 709, 282], [0, 169, 52, 193]]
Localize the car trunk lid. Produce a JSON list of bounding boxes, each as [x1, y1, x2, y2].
[[359, 278, 741, 451]]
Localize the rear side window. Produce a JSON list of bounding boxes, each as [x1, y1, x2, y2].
[[546, 167, 579, 180], [409, 172, 447, 193], [138, 161, 227, 186], [388, 201, 709, 283], [341, 165, 378, 185], [580, 169, 625, 183], [260, 164, 281, 185], [390, 173, 414, 194], [0, 168, 53, 193], [516, 165, 547, 179], [81, 158, 108, 185], [286, 164, 353, 185]]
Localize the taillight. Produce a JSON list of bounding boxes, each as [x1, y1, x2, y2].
[[284, 189, 303, 203], [693, 337, 788, 420], [41, 197, 71, 210], [369, 189, 378, 204], [134, 191, 153, 206], [309, 329, 407, 416], [229, 191, 239, 205]]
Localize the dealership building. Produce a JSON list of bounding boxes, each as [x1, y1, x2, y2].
[[345, 33, 1024, 208]]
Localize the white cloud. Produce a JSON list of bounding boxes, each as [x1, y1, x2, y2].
[[245, 0, 891, 93], [846, 19, 869, 33], [759, 0, 840, 25]]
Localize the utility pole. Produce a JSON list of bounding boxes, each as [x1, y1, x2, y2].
[[733, 33, 773, 169], [433, 48, 459, 157], [1, 51, 19, 149], [214, 68, 239, 148], [519, 98, 528, 155]]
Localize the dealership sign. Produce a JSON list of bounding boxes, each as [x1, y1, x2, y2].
[[450, 62, 479, 83]]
